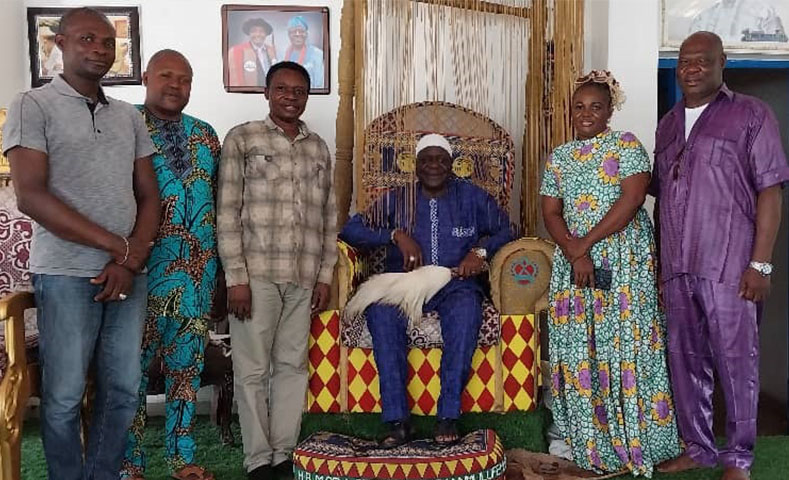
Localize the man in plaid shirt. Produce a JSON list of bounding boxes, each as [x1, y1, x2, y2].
[[217, 61, 337, 480]]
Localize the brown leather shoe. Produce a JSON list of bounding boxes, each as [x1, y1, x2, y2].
[[656, 453, 705, 473], [721, 467, 750, 480]]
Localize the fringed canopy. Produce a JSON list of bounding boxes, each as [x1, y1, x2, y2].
[[334, 0, 584, 234]]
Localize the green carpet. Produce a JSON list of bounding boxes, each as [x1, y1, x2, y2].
[[19, 412, 789, 479], [299, 410, 549, 452]]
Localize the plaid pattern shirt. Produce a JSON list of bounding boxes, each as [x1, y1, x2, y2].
[[217, 115, 338, 289]]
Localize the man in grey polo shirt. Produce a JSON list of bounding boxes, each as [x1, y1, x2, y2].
[[1, 8, 160, 479]]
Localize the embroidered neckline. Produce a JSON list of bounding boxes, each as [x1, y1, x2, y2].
[[429, 198, 439, 265], [145, 111, 193, 180]]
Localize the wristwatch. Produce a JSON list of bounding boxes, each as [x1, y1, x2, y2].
[[749, 261, 773, 277], [472, 247, 488, 260]]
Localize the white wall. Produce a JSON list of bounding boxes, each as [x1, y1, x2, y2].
[[0, 0, 25, 108], [585, 0, 659, 210], [20, 0, 342, 148], [583, 0, 609, 73], [595, 0, 659, 156]]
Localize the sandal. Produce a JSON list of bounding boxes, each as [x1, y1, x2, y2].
[[379, 420, 413, 448], [537, 461, 560, 475], [434, 418, 460, 444], [172, 464, 215, 480]]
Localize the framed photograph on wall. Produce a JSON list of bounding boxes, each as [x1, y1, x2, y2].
[[27, 6, 142, 87], [662, 0, 789, 53], [222, 4, 330, 94]]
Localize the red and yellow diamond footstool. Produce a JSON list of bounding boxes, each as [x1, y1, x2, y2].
[[293, 429, 506, 480]]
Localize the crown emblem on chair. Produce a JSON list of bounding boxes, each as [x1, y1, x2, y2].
[[511, 256, 538, 285]]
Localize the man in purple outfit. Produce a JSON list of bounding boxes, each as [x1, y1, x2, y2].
[[652, 31, 789, 480]]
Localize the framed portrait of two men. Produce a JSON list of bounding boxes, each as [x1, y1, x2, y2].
[[221, 4, 330, 94], [26, 6, 142, 87], [661, 0, 789, 53]]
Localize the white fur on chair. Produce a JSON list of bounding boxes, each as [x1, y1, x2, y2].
[[343, 265, 452, 326]]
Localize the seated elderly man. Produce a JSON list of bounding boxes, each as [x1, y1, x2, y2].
[[340, 134, 515, 447]]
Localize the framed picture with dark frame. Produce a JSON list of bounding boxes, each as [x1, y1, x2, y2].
[[221, 4, 330, 94], [27, 6, 142, 87]]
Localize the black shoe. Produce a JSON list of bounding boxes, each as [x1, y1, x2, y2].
[[434, 417, 460, 445], [379, 419, 413, 448], [248, 464, 275, 480], [274, 460, 294, 479]]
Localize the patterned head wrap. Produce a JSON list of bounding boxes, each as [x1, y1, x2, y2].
[[288, 16, 309, 31], [574, 70, 626, 110]]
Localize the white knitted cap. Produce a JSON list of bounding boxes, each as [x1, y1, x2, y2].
[[415, 133, 452, 157]]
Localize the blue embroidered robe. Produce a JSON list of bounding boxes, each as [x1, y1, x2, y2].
[[339, 179, 515, 421]]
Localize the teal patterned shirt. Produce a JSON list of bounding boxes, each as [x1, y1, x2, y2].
[[138, 106, 221, 320]]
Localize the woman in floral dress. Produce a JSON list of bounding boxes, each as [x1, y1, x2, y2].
[[540, 70, 681, 477]]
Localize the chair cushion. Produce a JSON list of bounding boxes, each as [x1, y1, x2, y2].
[[341, 297, 500, 349], [0, 186, 33, 296], [0, 185, 37, 381], [293, 429, 506, 480]]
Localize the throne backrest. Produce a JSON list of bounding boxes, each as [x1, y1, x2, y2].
[[355, 101, 516, 279], [359, 101, 515, 214]]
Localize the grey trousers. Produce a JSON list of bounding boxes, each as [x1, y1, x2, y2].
[[230, 279, 312, 471]]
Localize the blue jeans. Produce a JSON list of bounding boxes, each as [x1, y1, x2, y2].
[[34, 273, 147, 480]]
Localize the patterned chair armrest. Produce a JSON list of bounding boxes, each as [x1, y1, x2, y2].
[[489, 237, 555, 315], [336, 239, 365, 310], [0, 291, 34, 480]]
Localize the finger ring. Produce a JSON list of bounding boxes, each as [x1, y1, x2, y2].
[[118, 293, 128, 301], [409, 255, 416, 262]]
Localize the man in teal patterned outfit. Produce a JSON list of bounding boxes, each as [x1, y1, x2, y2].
[[121, 50, 220, 480]]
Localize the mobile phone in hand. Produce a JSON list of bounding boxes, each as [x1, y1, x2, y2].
[[569, 266, 612, 291]]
